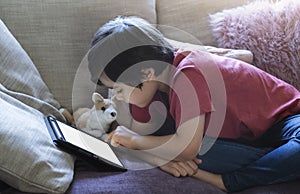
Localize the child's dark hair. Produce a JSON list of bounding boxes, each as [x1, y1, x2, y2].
[[88, 16, 174, 88]]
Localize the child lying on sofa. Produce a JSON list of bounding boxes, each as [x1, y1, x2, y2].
[[87, 15, 300, 192]]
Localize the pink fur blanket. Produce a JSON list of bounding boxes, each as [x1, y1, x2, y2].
[[210, 0, 300, 91]]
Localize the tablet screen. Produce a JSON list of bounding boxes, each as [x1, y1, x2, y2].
[[56, 120, 123, 167]]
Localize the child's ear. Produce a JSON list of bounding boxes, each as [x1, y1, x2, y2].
[[141, 68, 155, 81], [92, 92, 104, 104]]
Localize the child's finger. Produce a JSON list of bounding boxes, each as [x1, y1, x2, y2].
[[160, 165, 180, 177], [186, 161, 199, 175], [105, 130, 115, 142], [110, 133, 119, 147], [193, 158, 202, 164], [110, 139, 120, 147]]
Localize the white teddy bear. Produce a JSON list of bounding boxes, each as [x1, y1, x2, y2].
[[73, 92, 117, 140]]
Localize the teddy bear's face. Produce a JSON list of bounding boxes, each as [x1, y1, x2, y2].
[[92, 93, 117, 131], [95, 98, 117, 124]]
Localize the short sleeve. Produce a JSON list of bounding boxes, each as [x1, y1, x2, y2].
[[169, 64, 214, 128]]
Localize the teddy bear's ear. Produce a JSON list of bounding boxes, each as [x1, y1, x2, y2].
[[92, 92, 104, 104]]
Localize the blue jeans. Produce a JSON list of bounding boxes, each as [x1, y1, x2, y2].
[[197, 114, 300, 192]]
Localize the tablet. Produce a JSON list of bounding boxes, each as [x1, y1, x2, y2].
[[44, 115, 126, 172]]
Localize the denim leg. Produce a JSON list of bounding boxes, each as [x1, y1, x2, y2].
[[223, 137, 300, 192], [197, 138, 273, 174], [222, 114, 300, 192], [253, 114, 300, 146]]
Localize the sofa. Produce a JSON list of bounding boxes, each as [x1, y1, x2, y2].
[[1, 0, 300, 193]]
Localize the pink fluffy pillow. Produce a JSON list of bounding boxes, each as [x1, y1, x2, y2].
[[210, 0, 300, 90]]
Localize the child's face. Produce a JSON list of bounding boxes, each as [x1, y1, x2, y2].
[[99, 72, 158, 108]]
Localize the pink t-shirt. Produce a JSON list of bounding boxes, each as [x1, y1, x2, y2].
[[131, 49, 300, 141]]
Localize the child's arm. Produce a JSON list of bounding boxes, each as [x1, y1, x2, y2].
[[159, 158, 202, 177], [107, 115, 205, 162], [159, 160, 227, 191], [193, 169, 227, 192]]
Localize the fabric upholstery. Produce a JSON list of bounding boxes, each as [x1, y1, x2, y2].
[[166, 38, 253, 64], [66, 168, 225, 194], [0, 0, 156, 111], [156, 0, 249, 45], [5, 159, 300, 194], [3, 166, 300, 194], [0, 19, 62, 118], [0, 19, 75, 194], [0, 86, 75, 193]]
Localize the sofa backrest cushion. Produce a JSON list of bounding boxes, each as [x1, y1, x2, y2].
[[0, 0, 156, 111], [156, 0, 249, 45]]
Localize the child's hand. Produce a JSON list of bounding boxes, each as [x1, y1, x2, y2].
[[159, 158, 201, 177], [105, 125, 139, 149]]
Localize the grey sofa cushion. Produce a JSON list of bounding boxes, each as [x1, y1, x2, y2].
[[0, 19, 75, 194], [0, 88, 75, 194], [0, 19, 63, 119]]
